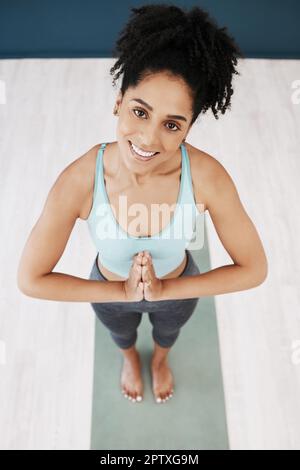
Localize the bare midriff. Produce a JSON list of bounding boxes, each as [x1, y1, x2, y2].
[[97, 251, 188, 281]]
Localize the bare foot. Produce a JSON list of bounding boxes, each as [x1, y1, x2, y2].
[[151, 357, 174, 404], [121, 349, 144, 403]]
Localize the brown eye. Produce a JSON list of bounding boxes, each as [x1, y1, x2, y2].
[[132, 108, 180, 132], [166, 122, 179, 131], [133, 109, 146, 118]]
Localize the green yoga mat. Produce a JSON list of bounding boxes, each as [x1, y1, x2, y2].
[[90, 221, 229, 450]]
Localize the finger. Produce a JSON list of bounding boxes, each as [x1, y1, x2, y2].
[[129, 262, 141, 279], [141, 265, 147, 282], [144, 256, 156, 278], [142, 264, 152, 283], [144, 251, 152, 264], [145, 257, 154, 275], [134, 252, 143, 265], [135, 263, 142, 275], [130, 255, 142, 271], [142, 253, 152, 266]]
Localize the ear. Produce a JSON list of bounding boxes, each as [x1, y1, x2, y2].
[[116, 90, 123, 106]]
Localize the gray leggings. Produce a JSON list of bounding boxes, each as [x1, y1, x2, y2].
[[88, 249, 200, 350]]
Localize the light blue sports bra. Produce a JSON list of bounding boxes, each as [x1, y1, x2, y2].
[[87, 142, 204, 278]]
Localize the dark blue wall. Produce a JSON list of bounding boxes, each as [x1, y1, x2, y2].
[[0, 0, 299, 59]]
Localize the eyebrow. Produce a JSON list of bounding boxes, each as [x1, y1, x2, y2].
[[130, 98, 188, 122]]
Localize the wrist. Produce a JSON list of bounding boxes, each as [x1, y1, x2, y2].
[[104, 280, 128, 302], [157, 279, 169, 301], [159, 278, 177, 301], [119, 281, 128, 302]]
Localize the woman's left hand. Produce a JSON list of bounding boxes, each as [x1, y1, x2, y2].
[[141, 251, 164, 301]]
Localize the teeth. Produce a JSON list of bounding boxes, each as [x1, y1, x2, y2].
[[130, 142, 156, 157]]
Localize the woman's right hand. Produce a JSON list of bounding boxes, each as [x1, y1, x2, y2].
[[123, 252, 144, 302]]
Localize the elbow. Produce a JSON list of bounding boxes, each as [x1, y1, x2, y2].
[[17, 273, 50, 299], [252, 259, 269, 286], [240, 258, 268, 287], [17, 275, 36, 298], [260, 254, 269, 284], [17, 267, 28, 295], [18, 283, 41, 299], [17, 264, 41, 297], [255, 269, 268, 286], [17, 281, 33, 297], [249, 246, 269, 286]]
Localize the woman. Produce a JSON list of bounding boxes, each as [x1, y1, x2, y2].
[[18, 4, 268, 406]]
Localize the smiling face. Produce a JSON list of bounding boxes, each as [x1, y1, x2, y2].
[[115, 71, 194, 174]]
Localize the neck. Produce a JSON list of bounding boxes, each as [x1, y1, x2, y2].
[[114, 143, 182, 188]]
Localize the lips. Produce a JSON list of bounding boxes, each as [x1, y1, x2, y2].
[[128, 141, 159, 162]]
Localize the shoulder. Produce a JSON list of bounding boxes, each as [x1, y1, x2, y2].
[[61, 143, 103, 220], [185, 142, 233, 214]]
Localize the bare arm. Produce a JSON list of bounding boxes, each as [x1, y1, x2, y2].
[[17, 146, 126, 302], [22, 272, 125, 303], [160, 158, 268, 301]]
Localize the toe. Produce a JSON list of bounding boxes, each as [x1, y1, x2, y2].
[[124, 388, 132, 400], [162, 389, 173, 401], [130, 390, 137, 402]]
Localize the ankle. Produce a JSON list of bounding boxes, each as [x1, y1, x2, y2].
[[151, 355, 168, 367], [121, 345, 138, 360]]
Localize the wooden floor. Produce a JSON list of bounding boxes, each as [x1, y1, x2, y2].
[[0, 57, 299, 449]]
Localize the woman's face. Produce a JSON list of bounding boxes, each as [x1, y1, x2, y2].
[[115, 72, 193, 173]]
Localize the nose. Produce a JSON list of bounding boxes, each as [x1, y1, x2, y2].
[[140, 145, 158, 152], [138, 137, 160, 152]]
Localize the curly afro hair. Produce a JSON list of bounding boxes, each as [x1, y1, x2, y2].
[[109, 2, 244, 125]]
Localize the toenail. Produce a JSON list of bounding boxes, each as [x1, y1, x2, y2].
[[156, 397, 162, 403], [136, 396, 142, 402]]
